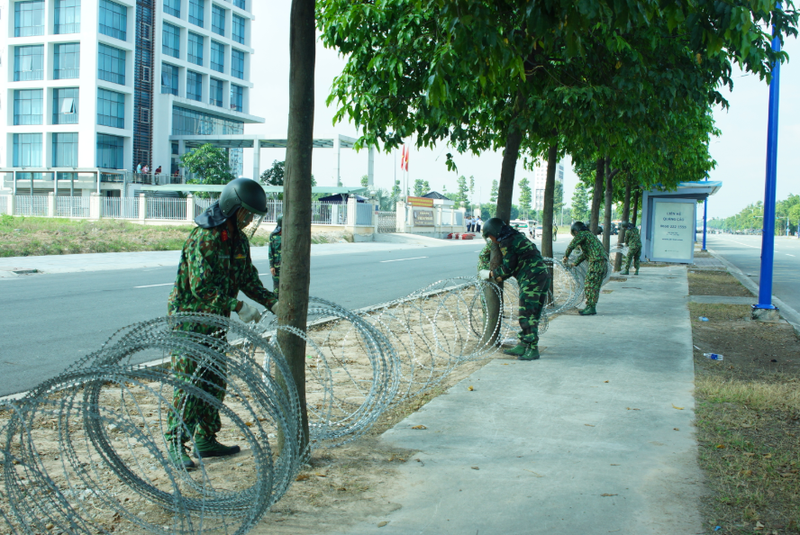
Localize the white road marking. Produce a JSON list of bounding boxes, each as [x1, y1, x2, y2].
[[787, 254, 795, 257], [720, 237, 760, 249], [134, 283, 173, 289], [380, 256, 428, 263]]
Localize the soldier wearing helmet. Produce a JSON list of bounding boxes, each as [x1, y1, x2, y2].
[[269, 215, 283, 297], [479, 217, 550, 361], [619, 221, 641, 275], [165, 178, 278, 469], [563, 220, 609, 315]]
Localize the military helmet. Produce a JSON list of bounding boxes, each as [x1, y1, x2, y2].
[[482, 217, 505, 239], [220, 178, 268, 217], [570, 221, 588, 235]]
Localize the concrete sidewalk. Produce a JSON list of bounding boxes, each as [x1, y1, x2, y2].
[[331, 265, 702, 535]]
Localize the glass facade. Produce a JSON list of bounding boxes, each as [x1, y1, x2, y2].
[[53, 87, 79, 124], [188, 32, 204, 66], [14, 45, 44, 82], [212, 5, 225, 36], [231, 49, 244, 79], [210, 78, 223, 107], [161, 63, 179, 95], [14, 89, 43, 125], [53, 133, 79, 167], [54, 0, 81, 34], [99, 0, 127, 41], [230, 84, 243, 112], [189, 0, 204, 27], [172, 106, 243, 135], [233, 0, 245, 8], [54, 43, 80, 79], [210, 41, 225, 73], [13, 134, 43, 167], [96, 134, 124, 169], [97, 88, 125, 128], [98, 43, 126, 85], [232, 14, 245, 44], [163, 0, 180, 17], [15, 1, 45, 37], [162, 23, 181, 58], [187, 71, 203, 101]]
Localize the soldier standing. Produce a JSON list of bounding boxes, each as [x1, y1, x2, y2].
[[620, 222, 642, 275], [479, 218, 550, 361], [563, 221, 609, 315], [165, 178, 278, 470], [269, 215, 283, 297]]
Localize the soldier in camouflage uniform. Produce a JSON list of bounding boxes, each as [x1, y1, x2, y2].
[[269, 215, 283, 297], [564, 221, 608, 316], [620, 222, 641, 275], [479, 218, 550, 361], [166, 179, 278, 470]]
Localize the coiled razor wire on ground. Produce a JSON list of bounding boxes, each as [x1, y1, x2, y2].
[[1, 259, 601, 534]]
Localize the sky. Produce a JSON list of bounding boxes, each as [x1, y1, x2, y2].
[[244, 4, 800, 220]]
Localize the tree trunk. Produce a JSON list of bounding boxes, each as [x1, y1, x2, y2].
[[590, 157, 604, 232], [276, 0, 315, 455], [603, 158, 612, 252], [632, 188, 640, 226], [495, 125, 523, 224], [614, 177, 632, 272], [541, 143, 558, 259]]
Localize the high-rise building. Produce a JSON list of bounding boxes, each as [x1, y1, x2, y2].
[[1, 0, 263, 196], [532, 159, 564, 212]]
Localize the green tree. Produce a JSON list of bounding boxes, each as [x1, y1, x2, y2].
[[571, 183, 590, 223], [181, 144, 236, 187], [518, 177, 532, 219], [414, 179, 426, 197], [392, 180, 401, 199], [455, 175, 469, 209], [423, 180, 430, 194], [260, 160, 285, 186], [489, 180, 498, 203], [361, 175, 369, 188], [554, 181, 565, 221]]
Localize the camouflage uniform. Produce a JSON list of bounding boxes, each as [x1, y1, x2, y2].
[[565, 230, 608, 308], [491, 228, 551, 347], [268, 231, 282, 298], [165, 225, 277, 445], [623, 226, 641, 273]]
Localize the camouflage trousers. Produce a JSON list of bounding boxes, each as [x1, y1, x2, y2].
[[164, 322, 228, 445], [518, 270, 551, 346], [272, 268, 280, 299], [625, 246, 641, 272], [584, 261, 608, 307]]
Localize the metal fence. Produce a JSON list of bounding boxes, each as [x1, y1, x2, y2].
[[55, 196, 90, 218], [194, 196, 218, 218], [355, 202, 374, 226], [0, 196, 9, 215], [146, 197, 187, 220], [377, 211, 397, 233], [14, 195, 48, 216], [100, 197, 139, 219]]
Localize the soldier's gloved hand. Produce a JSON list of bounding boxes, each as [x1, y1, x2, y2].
[[478, 269, 491, 281], [269, 301, 279, 314], [237, 302, 262, 324], [562, 257, 570, 267]]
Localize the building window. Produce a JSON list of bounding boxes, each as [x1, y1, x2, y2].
[[53, 87, 79, 124], [99, 0, 127, 41], [14, 89, 43, 125], [162, 23, 180, 58], [13, 134, 43, 167], [163, 0, 180, 17], [233, 0, 245, 8], [14, 0, 45, 37], [231, 14, 245, 44], [98, 43, 126, 85], [96, 134, 124, 169], [210, 78, 223, 107], [189, 0, 204, 27], [97, 88, 125, 128], [54, 43, 81, 79], [54, 0, 81, 34], [13, 45, 44, 82], [210, 41, 224, 73], [211, 5, 225, 36], [187, 32, 204, 66], [161, 63, 179, 95], [230, 84, 243, 112], [231, 49, 244, 79], [53, 133, 79, 167], [187, 71, 203, 102]]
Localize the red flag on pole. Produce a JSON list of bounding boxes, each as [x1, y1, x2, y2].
[[400, 145, 407, 170], [403, 145, 410, 171]]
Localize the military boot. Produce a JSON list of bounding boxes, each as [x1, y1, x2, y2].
[[518, 345, 540, 361], [579, 305, 597, 316], [634, 268, 639, 275], [503, 342, 529, 356], [169, 444, 196, 470], [195, 436, 241, 459], [621, 269, 630, 275]]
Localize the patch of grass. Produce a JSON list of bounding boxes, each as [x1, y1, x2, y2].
[[688, 270, 753, 297], [689, 303, 752, 323], [696, 377, 800, 412]]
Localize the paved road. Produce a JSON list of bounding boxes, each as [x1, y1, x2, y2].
[[706, 233, 800, 312], [0, 237, 570, 397]]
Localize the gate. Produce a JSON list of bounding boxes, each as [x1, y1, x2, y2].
[[377, 211, 396, 233]]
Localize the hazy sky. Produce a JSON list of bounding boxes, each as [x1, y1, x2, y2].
[[245, 4, 799, 220]]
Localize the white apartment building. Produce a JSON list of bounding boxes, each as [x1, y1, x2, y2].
[[0, 0, 263, 197], [532, 158, 564, 211]]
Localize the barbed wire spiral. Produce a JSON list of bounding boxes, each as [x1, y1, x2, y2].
[[1, 254, 609, 534]]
